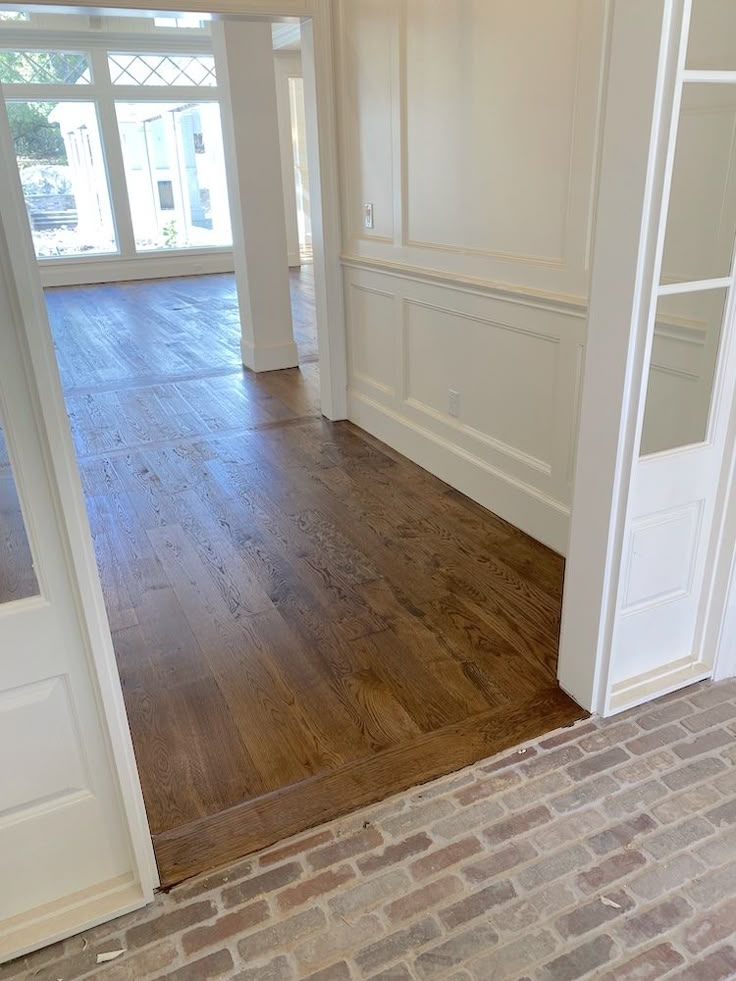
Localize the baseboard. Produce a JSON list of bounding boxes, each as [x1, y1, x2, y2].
[[606, 656, 712, 716], [39, 250, 236, 288], [348, 390, 570, 555], [241, 338, 300, 372], [288, 252, 302, 268], [0, 874, 147, 964]]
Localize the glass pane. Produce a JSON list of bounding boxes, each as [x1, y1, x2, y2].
[[687, 0, 736, 70], [7, 100, 117, 258], [660, 85, 736, 285], [108, 53, 215, 87], [116, 101, 232, 251], [641, 288, 727, 456], [0, 412, 40, 603], [0, 50, 90, 84]]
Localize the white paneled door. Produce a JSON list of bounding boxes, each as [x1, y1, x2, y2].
[[0, 97, 152, 962], [606, 0, 736, 713]]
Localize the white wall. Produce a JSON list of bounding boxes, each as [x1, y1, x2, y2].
[[335, 0, 609, 554], [274, 50, 303, 267]]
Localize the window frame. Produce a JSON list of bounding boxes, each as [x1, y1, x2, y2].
[[0, 28, 231, 263]]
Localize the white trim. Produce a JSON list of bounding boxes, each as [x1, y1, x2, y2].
[[90, 46, 137, 257], [607, 656, 711, 714], [657, 276, 732, 295], [0, 875, 144, 963], [0, 28, 214, 52], [340, 254, 588, 318], [0, 0, 346, 958], [39, 248, 234, 286], [0, 68, 157, 942], [558, 0, 681, 713], [241, 337, 299, 371], [349, 389, 570, 555], [682, 69, 736, 84], [301, 6, 347, 419]]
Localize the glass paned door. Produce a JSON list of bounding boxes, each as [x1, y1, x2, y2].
[[607, 0, 736, 712]]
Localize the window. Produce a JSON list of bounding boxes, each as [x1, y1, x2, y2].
[[108, 53, 215, 87], [7, 101, 117, 258], [2, 42, 232, 260], [116, 101, 232, 251], [152, 16, 207, 30], [157, 180, 175, 210], [0, 50, 90, 84]]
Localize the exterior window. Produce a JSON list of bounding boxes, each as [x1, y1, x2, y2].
[[116, 101, 232, 251], [7, 100, 117, 258], [1, 41, 231, 259], [108, 53, 215, 87], [157, 180, 175, 210], [0, 50, 90, 84]]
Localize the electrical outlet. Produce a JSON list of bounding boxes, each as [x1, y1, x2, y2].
[[448, 389, 460, 417], [363, 203, 374, 229]]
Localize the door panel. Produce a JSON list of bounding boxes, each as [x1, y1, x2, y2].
[[0, 96, 151, 962], [606, 0, 736, 712]]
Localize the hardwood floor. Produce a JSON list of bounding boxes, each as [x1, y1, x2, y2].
[[39, 267, 584, 885]]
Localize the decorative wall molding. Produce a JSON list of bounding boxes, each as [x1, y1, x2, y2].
[[336, 0, 609, 299], [344, 263, 584, 554], [340, 254, 588, 317]]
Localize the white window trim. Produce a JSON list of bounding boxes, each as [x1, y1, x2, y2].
[[0, 29, 228, 266]]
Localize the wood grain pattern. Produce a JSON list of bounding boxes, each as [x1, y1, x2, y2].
[[42, 269, 584, 885], [154, 688, 583, 886]]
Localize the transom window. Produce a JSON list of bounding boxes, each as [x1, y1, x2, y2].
[[0, 50, 91, 85], [108, 53, 216, 87]]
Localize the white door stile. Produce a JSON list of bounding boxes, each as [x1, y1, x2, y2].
[[557, 0, 680, 714], [0, 89, 156, 962], [600, 0, 736, 714]]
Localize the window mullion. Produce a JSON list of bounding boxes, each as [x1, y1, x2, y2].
[[90, 47, 136, 258]]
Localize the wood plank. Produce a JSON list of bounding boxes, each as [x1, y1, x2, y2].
[[153, 686, 586, 886], [40, 271, 577, 886]]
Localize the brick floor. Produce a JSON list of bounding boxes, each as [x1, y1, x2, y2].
[[5, 679, 736, 981]]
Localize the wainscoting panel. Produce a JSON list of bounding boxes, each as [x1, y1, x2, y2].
[[335, 0, 610, 298], [345, 264, 586, 554]]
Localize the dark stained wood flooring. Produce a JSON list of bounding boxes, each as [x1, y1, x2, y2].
[[42, 267, 584, 885]]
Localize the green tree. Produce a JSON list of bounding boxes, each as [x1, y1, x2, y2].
[[0, 50, 89, 163], [0, 50, 88, 85], [7, 101, 66, 163]]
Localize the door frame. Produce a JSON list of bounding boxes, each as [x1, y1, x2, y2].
[[558, 0, 736, 714], [2, 0, 728, 950], [0, 0, 347, 922]]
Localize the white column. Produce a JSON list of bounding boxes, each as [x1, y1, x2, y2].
[[212, 19, 298, 372]]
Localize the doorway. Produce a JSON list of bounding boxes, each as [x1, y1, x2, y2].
[[0, 0, 625, 961]]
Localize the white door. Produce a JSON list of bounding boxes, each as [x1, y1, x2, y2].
[[0, 97, 153, 962], [606, 0, 736, 713]]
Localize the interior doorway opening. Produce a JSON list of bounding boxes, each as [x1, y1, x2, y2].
[[0, 0, 581, 908]]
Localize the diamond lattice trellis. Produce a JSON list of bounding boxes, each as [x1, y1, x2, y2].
[[108, 53, 216, 87]]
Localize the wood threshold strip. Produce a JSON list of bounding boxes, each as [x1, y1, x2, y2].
[[153, 686, 586, 886]]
